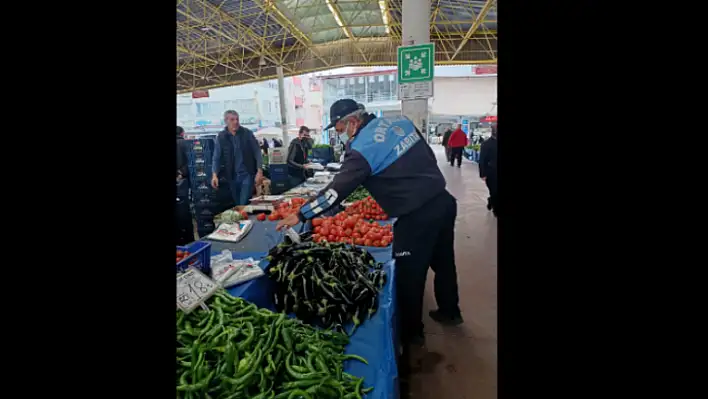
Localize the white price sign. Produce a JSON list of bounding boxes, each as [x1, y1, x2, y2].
[[176, 267, 219, 313]]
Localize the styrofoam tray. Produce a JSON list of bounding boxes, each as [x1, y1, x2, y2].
[[205, 221, 254, 242]]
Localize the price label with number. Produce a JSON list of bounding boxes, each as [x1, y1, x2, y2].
[[176, 267, 219, 313]]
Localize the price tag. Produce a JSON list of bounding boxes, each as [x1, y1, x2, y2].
[[176, 267, 219, 313]]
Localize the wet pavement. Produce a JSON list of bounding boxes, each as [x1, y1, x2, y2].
[[405, 145, 497, 399]]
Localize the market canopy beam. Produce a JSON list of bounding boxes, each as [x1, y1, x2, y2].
[[176, 0, 497, 93], [451, 0, 496, 61]]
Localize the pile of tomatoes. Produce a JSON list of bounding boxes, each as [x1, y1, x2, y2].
[[344, 196, 388, 221], [256, 197, 307, 222], [176, 249, 191, 264], [311, 212, 393, 247]]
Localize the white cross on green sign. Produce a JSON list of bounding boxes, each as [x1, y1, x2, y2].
[[397, 43, 435, 84]]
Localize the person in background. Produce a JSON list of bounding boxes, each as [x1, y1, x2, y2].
[[302, 129, 314, 155], [441, 127, 453, 162], [276, 99, 463, 361], [176, 126, 194, 245], [211, 110, 264, 205], [260, 136, 270, 156], [287, 126, 310, 187], [479, 124, 498, 217], [272, 138, 283, 148], [447, 123, 468, 168]]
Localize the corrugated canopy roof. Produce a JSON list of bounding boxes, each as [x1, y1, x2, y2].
[[177, 0, 497, 93]]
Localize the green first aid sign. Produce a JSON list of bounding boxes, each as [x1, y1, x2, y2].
[[397, 43, 435, 84]]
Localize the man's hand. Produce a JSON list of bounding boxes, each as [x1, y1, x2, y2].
[[211, 174, 219, 189], [255, 169, 264, 185], [276, 213, 300, 231]]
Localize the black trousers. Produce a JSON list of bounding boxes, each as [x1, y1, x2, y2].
[[394, 190, 461, 346], [485, 173, 498, 213], [444, 146, 451, 162], [450, 147, 463, 166]]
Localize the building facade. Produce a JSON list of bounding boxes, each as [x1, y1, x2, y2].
[[176, 77, 323, 133], [317, 65, 497, 135]]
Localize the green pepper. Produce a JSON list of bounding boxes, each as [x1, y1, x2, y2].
[[237, 322, 255, 351], [286, 390, 312, 399], [281, 327, 294, 351], [285, 353, 325, 380]]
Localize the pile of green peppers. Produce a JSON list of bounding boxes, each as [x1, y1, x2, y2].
[[176, 290, 372, 399]]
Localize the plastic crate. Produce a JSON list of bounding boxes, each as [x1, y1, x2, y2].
[[192, 192, 217, 207], [176, 241, 212, 275], [194, 206, 216, 219], [270, 180, 290, 194], [269, 169, 289, 182], [312, 147, 333, 163], [269, 164, 288, 175]]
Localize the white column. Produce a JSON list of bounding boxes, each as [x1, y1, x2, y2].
[[276, 65, 290, 147], [401, 0, 430, 140]]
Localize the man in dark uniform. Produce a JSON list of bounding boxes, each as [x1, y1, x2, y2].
[[276, 99, 463, 350], [479, 125, 498, 216]]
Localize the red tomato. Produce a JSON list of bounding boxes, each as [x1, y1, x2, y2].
[[176, 250, 184, 257], [344, 228, 353, 237], [354, 238, 364, 245], [334, 220, 342, 227], [364, 239, 373, 246], [352, 232, 361, 239], [268, 214, 279, 221], [373, 240, 382, 247], [381, 238, 390, 247], [328, 234, 336, 242], [320, 227, 330, 236], [257, 213, 266, 221], [312, 218, 323, 227]]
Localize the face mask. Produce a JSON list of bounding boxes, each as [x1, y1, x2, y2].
[[338, 121, 352, 145]]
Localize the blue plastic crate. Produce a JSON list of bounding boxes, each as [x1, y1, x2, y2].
[[269, 169, 289, 182], [269, 164, 288, 175], [176, 241, 212, 275]]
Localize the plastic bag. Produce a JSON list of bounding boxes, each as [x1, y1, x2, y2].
[[210, 251, 265, 288]]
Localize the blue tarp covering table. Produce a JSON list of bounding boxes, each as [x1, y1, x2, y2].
[[225, 248, 398, 399]]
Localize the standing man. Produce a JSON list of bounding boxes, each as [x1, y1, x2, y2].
[[287, 126, 310, 188], [479, 124, 498, 217], [276, 99, 463, 351], [447, 123, 468, 168], [441, 127, 453, 162], [211, 110, 264, 206]]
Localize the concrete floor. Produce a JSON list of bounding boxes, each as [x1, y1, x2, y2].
[[405, 145, 497, 399]]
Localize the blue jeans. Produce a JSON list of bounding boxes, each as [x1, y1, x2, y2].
[[229, 175, 255, 206]]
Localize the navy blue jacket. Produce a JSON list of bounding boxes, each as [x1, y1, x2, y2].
[[212, 127, 262, 181], [299, 114, 446, 221]]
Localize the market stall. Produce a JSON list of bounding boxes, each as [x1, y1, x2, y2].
[[178, 179, 400, 399], [223, 250, 398, 399]]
